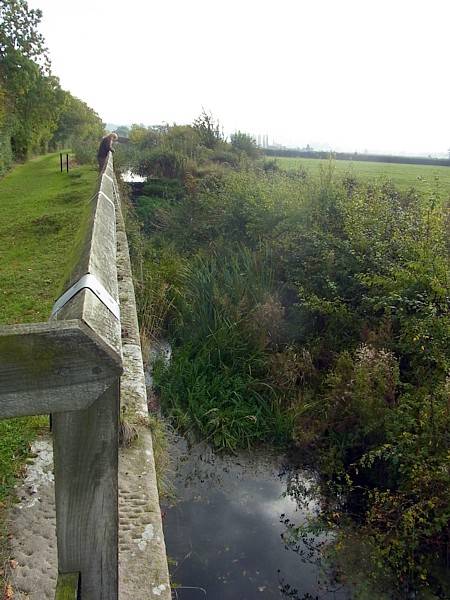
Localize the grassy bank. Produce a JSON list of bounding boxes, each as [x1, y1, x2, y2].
[[0, 154, 97, 323], [0, 153, 98, 590]]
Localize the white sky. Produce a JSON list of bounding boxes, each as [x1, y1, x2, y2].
[[28, 0, 450, 155]]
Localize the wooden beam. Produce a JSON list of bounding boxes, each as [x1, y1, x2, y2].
[[0, 320, 122, 418]]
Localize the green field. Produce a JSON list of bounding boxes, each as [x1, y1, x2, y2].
[[274, 155, 450, 197]]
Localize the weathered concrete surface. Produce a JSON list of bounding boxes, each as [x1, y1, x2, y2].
[[6, 437, 57, 599], [50, 152, 122, 600], [115, 179, 171, 599]]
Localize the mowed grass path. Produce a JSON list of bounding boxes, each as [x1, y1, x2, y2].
[[0, 153, 98, 324], [0, 154, 98, 579], [275, 156, 450, 197]]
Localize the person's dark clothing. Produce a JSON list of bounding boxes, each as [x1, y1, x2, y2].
[[97, 135, 115, 172]]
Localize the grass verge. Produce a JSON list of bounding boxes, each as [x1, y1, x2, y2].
[[0, 153, 98, 593]]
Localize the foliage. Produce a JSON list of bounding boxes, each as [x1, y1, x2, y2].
[[51, 91, 103, 150], [0, 0, 103, 169], [230, 130, 260, 158], [0, 0, 49, 70], [153, 247, 292, 451], [131, 146, 449, 595], [192, 109, 223, 149], [136, 148, 187, 179], [154, 333, 291, 451], [135, 240, 184, 341], [129, 123, 162, 148]]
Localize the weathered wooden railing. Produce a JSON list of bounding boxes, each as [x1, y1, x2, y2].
[[0, 152, 122, 599]]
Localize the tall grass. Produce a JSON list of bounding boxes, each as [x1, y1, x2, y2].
[[135, 243, 184, 342], [173, 244, 274, 343], [153, 244, 293, 451]]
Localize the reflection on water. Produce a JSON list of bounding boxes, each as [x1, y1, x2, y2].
[[162, 435, 352, 600], [121, 169, 146, 183]]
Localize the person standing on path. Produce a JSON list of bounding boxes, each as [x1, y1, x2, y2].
[[97, 132, 118, 172]]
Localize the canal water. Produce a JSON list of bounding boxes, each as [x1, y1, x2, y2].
[[145, 341, 352, 599], [160, 431, 352, 600]]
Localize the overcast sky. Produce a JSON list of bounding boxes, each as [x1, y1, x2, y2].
[[28, 0, 450, 155]]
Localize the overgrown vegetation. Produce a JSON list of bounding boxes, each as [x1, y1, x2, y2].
[[125, 117, 449, 598]]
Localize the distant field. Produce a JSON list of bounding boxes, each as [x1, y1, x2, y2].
[[274, 156, 450, 197]]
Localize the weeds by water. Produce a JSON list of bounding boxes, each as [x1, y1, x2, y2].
[[152, 245, 293, 451], [147, 414, 175, 500]]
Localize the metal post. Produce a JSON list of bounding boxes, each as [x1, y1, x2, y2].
[[66, 154, 69, 173], [60, 153, 63, 173]]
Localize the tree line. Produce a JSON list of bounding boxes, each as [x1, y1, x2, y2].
[[0, 0, 104, 176]]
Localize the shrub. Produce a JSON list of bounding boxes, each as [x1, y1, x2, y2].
[[136, 148, 187, 179], [73, 138, 98, 165], [230, 131, 260, 158]]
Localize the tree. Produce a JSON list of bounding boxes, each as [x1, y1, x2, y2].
[[115, 125, 130, 138], [192, 109, 223, 150], [0, 0, 54, 159], [163, 125, 201, 159], [51, 91, 104, 149], [230, 131, 260, 158], [129, 124, 161, 149], [0, 1, 103, 164], [0, 0, 49, 72]]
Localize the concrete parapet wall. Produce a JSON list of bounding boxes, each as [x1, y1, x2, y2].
[[114, 172, 171, 599]]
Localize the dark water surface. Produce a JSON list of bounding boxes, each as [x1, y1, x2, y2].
[[162, 434, 351, 600]]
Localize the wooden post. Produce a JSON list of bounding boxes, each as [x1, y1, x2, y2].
[[53, 380, 119, 599], [60, 153, 63, 173], [66, 153, 69, 173]]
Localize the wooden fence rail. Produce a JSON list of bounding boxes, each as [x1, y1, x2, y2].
[[0, 152, 122, 600]]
